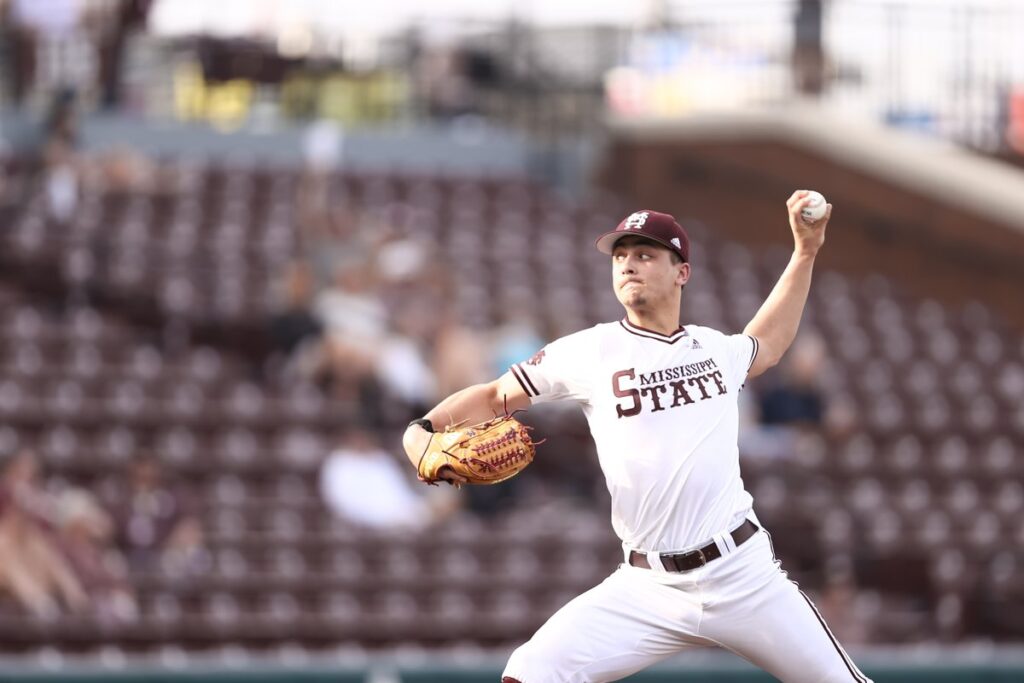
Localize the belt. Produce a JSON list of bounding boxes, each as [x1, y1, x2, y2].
[[628, 519, 759, 573]]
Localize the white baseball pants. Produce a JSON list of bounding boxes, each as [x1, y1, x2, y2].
[[503, 527, 872, 683]]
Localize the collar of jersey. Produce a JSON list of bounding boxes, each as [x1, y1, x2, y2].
[[619, 318, 689, 344]]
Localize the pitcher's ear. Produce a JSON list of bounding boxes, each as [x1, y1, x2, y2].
[[677, 262, 691, 287]]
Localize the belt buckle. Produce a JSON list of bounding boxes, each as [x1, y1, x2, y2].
[[663, 547, 708, 572]]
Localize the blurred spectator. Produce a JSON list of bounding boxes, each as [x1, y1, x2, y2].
[[375, 235, 433, 304], [375, 309, 438, 419], [267, 259, 325, 376], [95, 145, 161, 193], [414, 46, 474, 120], [302, 119, 343, 172], [314, 262, 388, 401], [432, 305, 491, 397], [319, 429, 457, 531], [295, 168, 361, 285], [295, 201, 444, 422], [741, 333, 826, 461], [40, 88, 82, 223], [1006, 86, 1024, 155], [822, 392, 860, 440], [759, 332, 826, 427], [93, 0, 154, 109], [792, 0, 827, 96], [490, 306, 545, 379], [815, 558, 872, 646], [8, 0, 92, 105], [374, 235, 444, 415], [0, 450, 88, 618], [110, 456, 203, 574], [315, 262, 388, 346], [56, 488, 138, 622]]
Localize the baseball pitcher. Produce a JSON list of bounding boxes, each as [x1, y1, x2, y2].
[[403, 192, 873, 682]]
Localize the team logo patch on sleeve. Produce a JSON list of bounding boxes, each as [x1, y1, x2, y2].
[[526, 349, 546, 366]]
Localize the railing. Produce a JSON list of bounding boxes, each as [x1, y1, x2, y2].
[[3, 1, 1022, 157], [608, 1, 1024, 154]]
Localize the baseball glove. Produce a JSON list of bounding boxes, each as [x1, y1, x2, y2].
[[417, 414, 538, 486]]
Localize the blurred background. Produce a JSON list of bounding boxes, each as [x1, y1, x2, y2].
[[0, 0, 1023, 681]]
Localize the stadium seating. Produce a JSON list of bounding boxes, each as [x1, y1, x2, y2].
[[0, 155, 1021, 657]]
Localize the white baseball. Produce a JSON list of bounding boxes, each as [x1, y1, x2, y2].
[[800, 191, 827, 222]]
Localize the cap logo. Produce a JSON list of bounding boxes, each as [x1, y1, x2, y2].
[[623, 211, 649, 230], [671, 238, 681, 249]]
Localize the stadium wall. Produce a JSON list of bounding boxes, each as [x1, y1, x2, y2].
[[0, 112, 593, 192], [2, 664, 1024, 683]]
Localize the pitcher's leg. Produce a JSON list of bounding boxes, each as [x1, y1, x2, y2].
[[503, 566, 711, 683], [701, 534, 872, 683]]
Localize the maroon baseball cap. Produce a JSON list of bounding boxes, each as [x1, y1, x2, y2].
[[595, 210, 690, 263]]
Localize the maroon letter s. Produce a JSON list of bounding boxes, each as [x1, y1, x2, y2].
[[612, 369, 642, 418]]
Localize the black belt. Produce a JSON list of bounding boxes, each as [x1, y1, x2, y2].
[[628, 519, 759, 573]]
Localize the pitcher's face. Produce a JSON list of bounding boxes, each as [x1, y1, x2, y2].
[[612, 237, 689, 312]]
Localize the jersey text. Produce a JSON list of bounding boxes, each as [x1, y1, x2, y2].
[[612, 361, 727, 418]]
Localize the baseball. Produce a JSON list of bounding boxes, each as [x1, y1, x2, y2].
[[800, 191, 827, 222]]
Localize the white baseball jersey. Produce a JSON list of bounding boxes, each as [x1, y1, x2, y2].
[[510, 318, 758, 553], [504, 318, 874, 682]]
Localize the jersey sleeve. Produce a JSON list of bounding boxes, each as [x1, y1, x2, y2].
[[694, 326, 759, 390], [723, 332, 759, 389], [509, 332, 592, 406]]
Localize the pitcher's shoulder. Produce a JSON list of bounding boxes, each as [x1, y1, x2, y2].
[[684, 324, 731, 341]]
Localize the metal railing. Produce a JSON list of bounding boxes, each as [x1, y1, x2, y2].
[[607, 1, 1024, 154], [3, 1, 1022, 157]]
